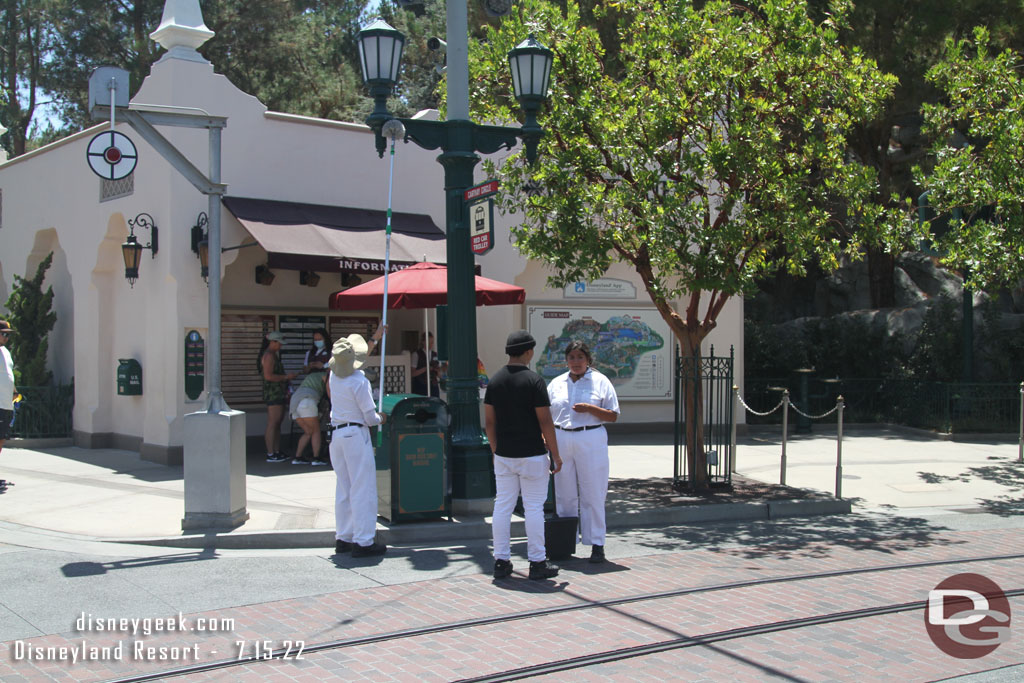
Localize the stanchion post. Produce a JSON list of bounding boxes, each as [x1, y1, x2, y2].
[[1018, 381, 1022, 464], [780, 389, 789, 485], [836, 395, 844, 498], [730, 385, 739, 473]]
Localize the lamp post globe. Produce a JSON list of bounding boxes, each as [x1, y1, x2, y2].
[[508, 35, 553, 165], [358, 19, 405, 156]]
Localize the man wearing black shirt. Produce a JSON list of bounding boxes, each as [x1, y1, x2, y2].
[[484, 330, 562, 580]]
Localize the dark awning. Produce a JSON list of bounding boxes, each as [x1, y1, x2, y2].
[[222, 196, 447, 273]]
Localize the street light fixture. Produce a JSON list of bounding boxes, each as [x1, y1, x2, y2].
[[358, 19, 406, 158], [357, 17, 553, 503], [508, 34, 553, 165], [123, 212, 159, 287]]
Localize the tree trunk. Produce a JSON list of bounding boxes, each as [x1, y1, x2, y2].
[[681, 335, 708, 490]]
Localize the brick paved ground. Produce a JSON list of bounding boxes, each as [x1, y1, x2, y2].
[[2, 527, 1020, 682]]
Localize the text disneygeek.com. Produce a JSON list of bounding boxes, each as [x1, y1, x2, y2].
[[10, 612, 304, 664]]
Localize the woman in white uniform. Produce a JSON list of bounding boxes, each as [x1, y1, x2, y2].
[[547, 340, 620, 563]]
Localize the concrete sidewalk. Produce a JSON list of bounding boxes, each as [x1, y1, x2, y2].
[[0, 426, 1019, 550]]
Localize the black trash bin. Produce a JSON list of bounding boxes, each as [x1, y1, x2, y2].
[[374, 393, 451, 523]]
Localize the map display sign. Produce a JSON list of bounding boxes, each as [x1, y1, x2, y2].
[[528, 306, 672, 400]]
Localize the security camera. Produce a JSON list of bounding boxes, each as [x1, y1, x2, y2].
[[427, 37, 447, 53]]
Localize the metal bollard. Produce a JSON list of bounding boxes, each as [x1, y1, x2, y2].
[[730, 385, 739, 473], [835, 395, 844, 498], [1018, 382, 1023, 464], [780, 389, 789, 486]]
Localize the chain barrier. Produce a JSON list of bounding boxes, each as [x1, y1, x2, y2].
[[789, 401, 840, 420], [735, 393, 785, 417], [732, 386, 845, 498]]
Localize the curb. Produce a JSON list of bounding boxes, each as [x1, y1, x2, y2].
[[109, 497, 852, 550]]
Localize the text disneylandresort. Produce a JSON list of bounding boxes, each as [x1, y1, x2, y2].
[[11, 612, 306, 663]]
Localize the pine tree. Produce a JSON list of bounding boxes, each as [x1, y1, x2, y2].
[[5, 253, 56, 386]]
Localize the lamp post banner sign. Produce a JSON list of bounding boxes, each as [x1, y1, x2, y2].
[[469, 199, 494, 255]]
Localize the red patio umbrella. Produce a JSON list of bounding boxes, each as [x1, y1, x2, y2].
[[328, 262, 525, 310]]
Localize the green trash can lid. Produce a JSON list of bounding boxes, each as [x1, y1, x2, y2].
[[380, 393, 422, 415]]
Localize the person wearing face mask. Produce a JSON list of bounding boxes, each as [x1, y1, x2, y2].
[[547, 340, 620, 563], [289, 328, 332, 465]]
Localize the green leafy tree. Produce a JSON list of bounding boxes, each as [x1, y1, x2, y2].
[[470, 0, 913, 486], [919, 27, 1024, 291], [0, 1, 59, 157], [5, 253, 56, 386]]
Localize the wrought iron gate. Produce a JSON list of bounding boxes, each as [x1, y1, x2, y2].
[[673, 345, 734, 490]]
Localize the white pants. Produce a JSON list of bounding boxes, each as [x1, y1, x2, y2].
[[492, 454, 550, 562], [329, 425, 378, 547], [553, 426, 609, 546]]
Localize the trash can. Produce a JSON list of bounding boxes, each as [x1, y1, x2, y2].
[[375, 394, 451, 523]]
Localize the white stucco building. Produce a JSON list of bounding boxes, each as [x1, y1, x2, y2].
[[0, 1, 743, 467]]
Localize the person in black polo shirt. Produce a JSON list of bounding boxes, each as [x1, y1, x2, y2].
[[484, 330, 562, 581]]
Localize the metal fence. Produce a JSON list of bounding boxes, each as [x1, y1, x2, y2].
[[673, 346, 734, 490], [744, 377, 1021, 434], [11, 384, 75, 439]]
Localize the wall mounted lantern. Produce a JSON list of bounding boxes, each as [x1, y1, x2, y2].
[[123, 212, 159, 287], [190, 211, 210, 280], [255, 265, 275, 286], [299, 270, 320, 287]]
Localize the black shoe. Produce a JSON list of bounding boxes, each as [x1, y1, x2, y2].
[[589, 545, 606, 564], [266, 452, 289, 463], [335, 540, 353, 554], [528, 560, 559, 580], [493, 559, 513, 579], [352, 542, 387, 558]]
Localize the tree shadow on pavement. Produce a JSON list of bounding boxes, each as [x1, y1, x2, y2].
[[917, 459, 1024, 516], [623, 513, 965, 561]]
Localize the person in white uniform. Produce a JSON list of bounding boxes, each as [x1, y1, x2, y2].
[[547, 340, 620, 563], [326, 326, 387, 558]]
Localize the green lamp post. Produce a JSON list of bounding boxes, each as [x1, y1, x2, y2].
[[358, 14, 552, 505]]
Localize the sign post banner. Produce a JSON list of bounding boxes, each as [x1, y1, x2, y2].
[[469, 199, 494, 255]]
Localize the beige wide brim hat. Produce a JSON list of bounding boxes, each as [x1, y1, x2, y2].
[[329, 334, 369, 378]]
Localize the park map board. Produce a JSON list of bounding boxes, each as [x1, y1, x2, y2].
[[528, 306, 671, 400]]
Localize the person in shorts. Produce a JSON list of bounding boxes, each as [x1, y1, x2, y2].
[[259, 330, 296, 462]]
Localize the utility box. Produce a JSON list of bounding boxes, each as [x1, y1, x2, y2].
[[117, 358, 142, 396], [375, 394, 450, 523]]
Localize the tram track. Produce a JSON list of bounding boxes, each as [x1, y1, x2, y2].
[[102, 550, 1024, 683]]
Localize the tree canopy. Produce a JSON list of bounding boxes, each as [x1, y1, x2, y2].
[[919, 26, 1024, 291], [470, 0, 914, 355]]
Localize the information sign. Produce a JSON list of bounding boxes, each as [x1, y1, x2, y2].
[[184, 330, 205, 400]]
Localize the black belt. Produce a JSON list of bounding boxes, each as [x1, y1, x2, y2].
[[333, 422, 364, 430], [556, 424, 603, 432]]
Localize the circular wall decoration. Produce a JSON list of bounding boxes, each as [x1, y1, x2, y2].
[[86, 130, 138, 180]]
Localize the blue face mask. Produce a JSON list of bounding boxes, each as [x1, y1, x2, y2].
[[314, 339, 325, 350]]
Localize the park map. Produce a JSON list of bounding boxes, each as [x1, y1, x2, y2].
[[535, 315, 665, 385]]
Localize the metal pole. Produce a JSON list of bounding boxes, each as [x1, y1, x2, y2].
[[836, 395, 844, 498], [206, 125, 226, 413], [376, 124, 402, 417], [446, 0, 469, 121], [1018, 381, 1023, 464], [780, 389, 789, 485], [730, 385, 738, 473]]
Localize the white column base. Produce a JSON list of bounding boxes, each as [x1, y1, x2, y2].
[[182, 409, 249, 530]]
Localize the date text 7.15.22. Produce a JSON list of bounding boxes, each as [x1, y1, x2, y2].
[[235, 640, 305, 661]]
